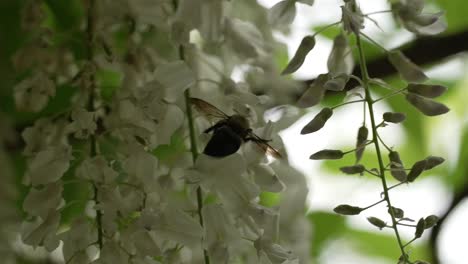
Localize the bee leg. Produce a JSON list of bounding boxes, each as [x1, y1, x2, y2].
[[204, 121, 225, 133], [244, 136, 271, 143], [204, 125, 216, 134]]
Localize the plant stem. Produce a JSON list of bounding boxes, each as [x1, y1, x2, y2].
[[86, 0, 103, 250], [355, 23, 408, 263], [362, 199, 385, 210], [331, 99, 365, 110], [179, 45, 210, 264], [373, 87, 408, 104]]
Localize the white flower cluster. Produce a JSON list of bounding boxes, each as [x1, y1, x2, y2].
[[17, 0, 310, 263]]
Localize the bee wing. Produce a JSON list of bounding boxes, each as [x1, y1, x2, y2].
[[190, 97, 229, 120], [249, 132, 282, 159]]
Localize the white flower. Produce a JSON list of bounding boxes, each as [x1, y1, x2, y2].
[[76, 156, 118, 184], [68, 108, 97, 139], [25, 145, 72, 186], [60, 217, 97, 262], [14, 72, 55, 112], [23, 182, 63, 218], [21, 210, 60, 251]]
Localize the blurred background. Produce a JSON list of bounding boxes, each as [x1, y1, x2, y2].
[[1, 0, 467, 263]]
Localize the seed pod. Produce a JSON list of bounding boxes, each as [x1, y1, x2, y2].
[[388, 206, 404, 218], [389, 151, 407, 182], [383, 112, 406, 123], [282, 35, 316, 75], [355, 125, 368, 163], [310, 149, 344, 160], [407, 83, 447, 98], [333, 204, 363, 215], [424, 156, 445, 170], [407, 159, 428, 182], [297, 74, 328, 108], [367, 217, 387, 230], [388, 50, 428, 83], [415, 218, 425, 238], [405, 93, 450, 116], [340, 164, 365, 175], [301, 107, 333, 134], [424, 215, 439, 229]]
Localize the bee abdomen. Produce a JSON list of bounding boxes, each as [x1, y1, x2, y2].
[[203, 126, 242, 157]]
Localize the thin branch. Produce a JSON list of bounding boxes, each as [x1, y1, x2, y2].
[[354, 3, 408, 260], [85, 0, 103, 251]]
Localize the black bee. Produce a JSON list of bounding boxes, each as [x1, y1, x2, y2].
[[190, 98, 281, 158]]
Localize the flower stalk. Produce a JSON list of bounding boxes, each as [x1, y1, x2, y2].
[[85, 0, 103, 250], [355, 27, 408, 263]]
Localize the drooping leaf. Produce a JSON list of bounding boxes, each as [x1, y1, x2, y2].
[[424, 215, 439, 229], [355, 125, 368, 164], [327, 33, 354, 76], [268, 0, 297, 28], [405, 93, 450, 116], [333, 204, 363, 215], [407, 159, 428, 182], [389, 151, 407, 182], [424, 156, 445, 170], [367, 217, 387, 230], [383, 112, 406, 123], [407, 83, 447, 98], [388, 206, 404, 219], [297, 74, 328, 108], [300, 107, 333, 134], [281, 35, 316, 75], [340, 164, 365, 175], [388, 51, 428, 83], [324, 73, 349, 91], [297, 0, 314, 6], [415, 218, 425, 238], [310, 149, 344, 160]]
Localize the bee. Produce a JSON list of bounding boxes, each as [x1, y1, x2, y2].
[[190, 98, 282, 158]]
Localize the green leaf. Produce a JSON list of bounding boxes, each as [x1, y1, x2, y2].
[[333, 204, 363, 215], [388, 50, 428, 83], [307, 212, 346, 257], [281, 35, 316, 75], [347, 228, 430, 260], [297, 0, 314, 6], [259, 192, 281, 207], [436, 0, 468, 33], [312, 24, 341, 40], [405, 93, 450, 116], [152, 130, 187, 165], [300, 107, 333, 134], [310, 149, 344, 160], [97, 69, 121, 102]]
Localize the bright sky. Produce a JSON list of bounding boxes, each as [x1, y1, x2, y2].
[[258, 0, 468, 263]]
